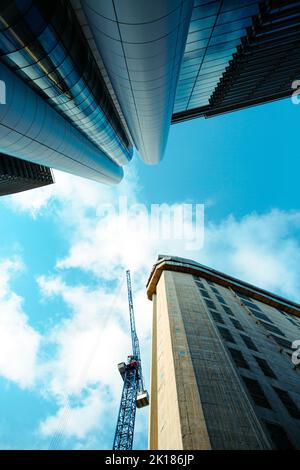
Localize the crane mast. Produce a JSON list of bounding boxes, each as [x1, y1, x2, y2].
[[113, 270, 149, 450]]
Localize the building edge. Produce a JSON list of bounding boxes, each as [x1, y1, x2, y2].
[[146, 255, 300, 317]]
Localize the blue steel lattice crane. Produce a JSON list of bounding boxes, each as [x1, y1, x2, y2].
[[113, 270, 149, 450]]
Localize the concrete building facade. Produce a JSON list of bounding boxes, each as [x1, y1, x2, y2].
[[147, 255, 300, 450]]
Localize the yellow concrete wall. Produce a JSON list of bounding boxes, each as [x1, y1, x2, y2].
[[149, 271, 211, 450]]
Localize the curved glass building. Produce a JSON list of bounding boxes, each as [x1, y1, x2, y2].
[[0, 0, 299, 194], [0, 60, 123, 185], [81, 0, 194, 164], [0, 0, 133, 167]]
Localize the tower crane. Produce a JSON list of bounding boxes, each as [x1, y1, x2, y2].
[[113, 270, 149, 450]]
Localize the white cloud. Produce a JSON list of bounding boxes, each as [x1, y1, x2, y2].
[[40, 387, 104, 440], [6, 166, 139, 218], [35, 275, 137, 441], [37, 276, 131, 398], [5, 165, 300, 446], [200, 210, 300, 301], [0, 258, 41, 388], [52, 201, 300, 303]]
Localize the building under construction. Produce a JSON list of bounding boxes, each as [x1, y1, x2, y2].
[[147, 255, 300, 450]]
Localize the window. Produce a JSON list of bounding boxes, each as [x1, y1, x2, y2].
[[230, 317, 244, 331], [260, 322, 285, 336], [210, 311, 224, 324], [199, 287, 211, 299], [278, 310, 299, 327], [243, 299, 262, 311], [254, 356, 277, 379], [284, 315, 300, 328], [204, 298, 216, 310], [273, 387, 300, 419], [251, 303, 263, 312], [216, 294, 227, 305], [211, 286, 219, 294], [270, 335, 291, 350], [217, 326, 236, 344], [195, 281, 205, 289], [264, 421, 295, 450], [222, 305, 235, 316], [228, 348, 250, 369], [194, 278, 205, 289], [287, 317, 299, 327], [249, 309, 273, 323], [240, 334, 258, 351], [242, 377, 272, 409], [242, 300, 254, 308]]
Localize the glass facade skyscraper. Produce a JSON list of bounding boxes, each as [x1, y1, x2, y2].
[[0, 0, 298, 194], [172, 0, 300, 122], [0, 152, 53, 196]]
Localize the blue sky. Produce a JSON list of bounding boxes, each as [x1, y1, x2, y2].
[[0, 96, 300, 450]]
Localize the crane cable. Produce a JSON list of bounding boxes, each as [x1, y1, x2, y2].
[[48, 275, 126, 450]]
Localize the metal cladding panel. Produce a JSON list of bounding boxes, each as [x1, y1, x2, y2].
[[0, 61, 123, 185], [81, 0, 194, 164], [0, 0, 133, 166]]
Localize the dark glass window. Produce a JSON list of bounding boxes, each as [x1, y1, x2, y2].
[[199, 287, 211, 299], [242, 377, 272, 409], [198, 286, 210, 298], [241, 299, 254, 307], [222, 305, 235, 316], [204, 298, 216, 310], [287, 317, 299, 327], [252, 303, 263, 312], [254, 356, 277, 379], [260, 322, 285, 336], [230, 317, 244, 332], [270, 335, 291, 350], [194, 277, 205, 289], [273, 387, 300, 419], [249, 309, 273, 323], [243, 299, 262, 311], [216, 294, 227, 305], [217, 326, 236, 344], [240, 335, 258, 351], [283, 314, 300, 328], [195, 282, 205, 290], [264, 421, 295, 450], [228, 348, 250, 369], [211, 286, 219, 294], [210, 311, 224, 324]]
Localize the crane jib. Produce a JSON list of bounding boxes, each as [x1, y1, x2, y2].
[[113, 270, 149, 450]]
